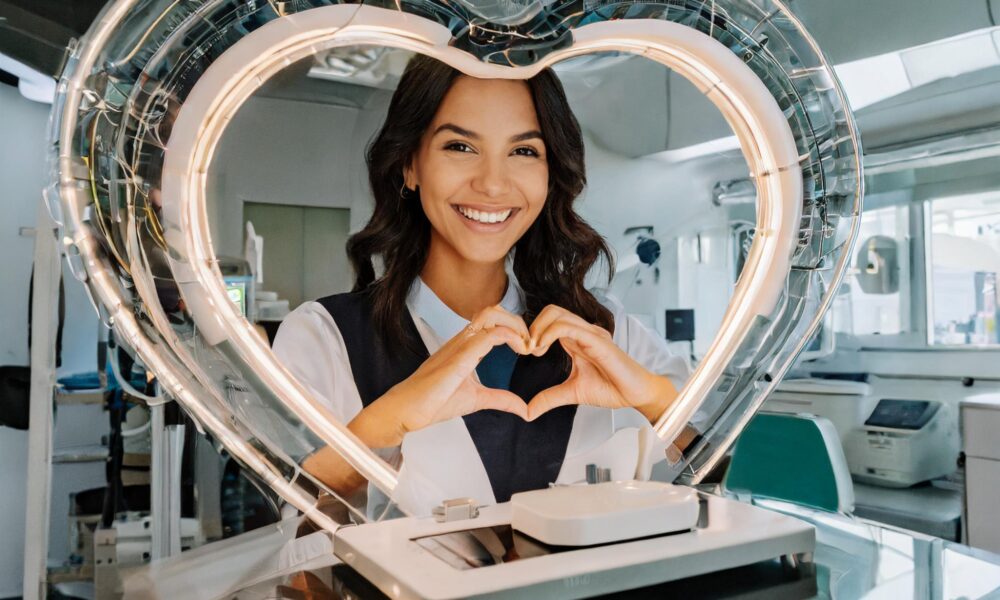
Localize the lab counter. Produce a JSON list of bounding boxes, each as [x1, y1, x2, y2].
[[131, 493, 1000, 599]]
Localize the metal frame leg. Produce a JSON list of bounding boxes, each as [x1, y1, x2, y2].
[[22, 201, 61, 600], [150, 402, 184, 559]]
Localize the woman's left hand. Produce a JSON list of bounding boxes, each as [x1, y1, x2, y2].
[[525, 305, 677, 423]]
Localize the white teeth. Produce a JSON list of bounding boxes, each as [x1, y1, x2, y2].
[[457, 206, 513, 224]]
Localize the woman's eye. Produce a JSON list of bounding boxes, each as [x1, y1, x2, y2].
[[444, 142, 474, 153], [513, 146, 540, 157]]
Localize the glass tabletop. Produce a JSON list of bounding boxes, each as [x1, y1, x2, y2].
[[224, 497, 1000, 599], [760, 499, 1000, 600]]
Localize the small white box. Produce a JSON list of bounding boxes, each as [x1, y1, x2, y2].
[[511, 481, 699, 547]]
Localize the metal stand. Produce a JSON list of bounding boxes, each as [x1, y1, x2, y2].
[[22, 201, 61, 600], [150, 400, 185, 559], [93, 528, 119, 599]]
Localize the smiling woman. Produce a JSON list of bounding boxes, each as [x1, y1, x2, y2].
[[271, 54, 688, 515], [352, 55, 613, 347]]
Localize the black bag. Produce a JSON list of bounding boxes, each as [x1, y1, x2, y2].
[[0, 267, 65, 430], [0, 366, 31, 429]]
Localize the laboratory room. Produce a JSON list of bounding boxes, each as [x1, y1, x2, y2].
[[5, 0, 1000, 598]]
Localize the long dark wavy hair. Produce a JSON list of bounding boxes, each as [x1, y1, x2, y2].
[[346, 54, 615, 352]]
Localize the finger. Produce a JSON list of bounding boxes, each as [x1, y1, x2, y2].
[[431, 320, 483, 361], [435, 315, 526, 366], [419, 327, 526, 395], [559, 336, 657, 411], [560, 339, 615, 385], [452, 326, 528, 372], [475, 388, 528, 420], [525, 384, 578, 421], [481, 324, 531, 356], [559, 337, 590, 364], [527, 304, 567, 348], [468, 325, 528, 358], [469, 305, 530, 348], [529, 306, 605, 354], [533, 319, 611, 357], [563, 338, 614, 376]]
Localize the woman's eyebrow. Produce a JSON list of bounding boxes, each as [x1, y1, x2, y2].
[[433, 123, 479, 139], [510, 130, 543, 143], [432, 123, 543, 143]]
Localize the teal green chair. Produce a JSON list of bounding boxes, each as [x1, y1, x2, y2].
[[723, 412, 855, 513]]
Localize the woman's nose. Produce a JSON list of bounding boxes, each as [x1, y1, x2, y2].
[[471, 157, 511, 198]]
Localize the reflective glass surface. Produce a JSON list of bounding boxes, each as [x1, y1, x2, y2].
[[223, 499, 1000, 599]]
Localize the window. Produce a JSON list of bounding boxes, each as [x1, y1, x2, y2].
[[927, 194, 1000, 346], [833, 205, 912, 337]]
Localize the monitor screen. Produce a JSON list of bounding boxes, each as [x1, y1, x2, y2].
[[665, 309, 695, 342], [864, 399, 937, 430], [225, 279, 248, 316]]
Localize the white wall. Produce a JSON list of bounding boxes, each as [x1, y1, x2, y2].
[[578, 136, 748, 347], [0, 80, 40, 600], [209, 94, 389, 259], [560, 54, 742, 347], [0, 82, 103, 597]]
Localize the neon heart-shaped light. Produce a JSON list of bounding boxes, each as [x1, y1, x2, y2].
[[49, 0, 862, 529]]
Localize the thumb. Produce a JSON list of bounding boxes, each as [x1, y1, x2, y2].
[[526, 384, 577, 421], [475, 387, 529, 420]]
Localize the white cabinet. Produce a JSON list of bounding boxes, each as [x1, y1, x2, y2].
[[962, 394, 1000, 554]]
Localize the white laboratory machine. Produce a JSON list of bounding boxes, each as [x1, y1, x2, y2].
[[844, 398, 958, 488], [766, 378, 958, 488], [333, 481, 815, 599]]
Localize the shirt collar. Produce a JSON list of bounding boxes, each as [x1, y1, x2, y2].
[[407, 273, 524, 341]]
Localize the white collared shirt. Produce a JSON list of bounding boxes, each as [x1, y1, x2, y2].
[[272, 276, 691, 516]]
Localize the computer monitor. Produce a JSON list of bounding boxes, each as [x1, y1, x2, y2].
[[223, 275, 254, 319], [665, 309, 695, 342]]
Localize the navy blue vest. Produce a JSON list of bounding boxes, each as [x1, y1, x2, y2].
[[317, 291, 576, 502]]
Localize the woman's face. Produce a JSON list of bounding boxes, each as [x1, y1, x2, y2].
[[404, 75, 549, 265]]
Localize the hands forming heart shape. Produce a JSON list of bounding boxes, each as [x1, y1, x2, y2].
[[369, 304, 678, 444]]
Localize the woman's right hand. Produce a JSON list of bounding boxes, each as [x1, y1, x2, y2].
[[355, 305, 531, 447]]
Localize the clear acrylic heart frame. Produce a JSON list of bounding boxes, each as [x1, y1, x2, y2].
[[47, 0, 862, 530]]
